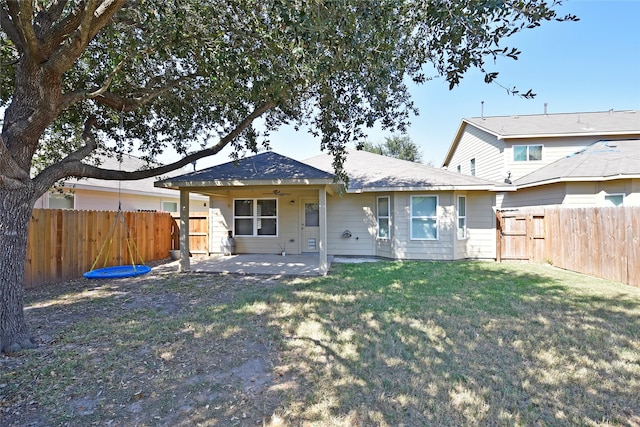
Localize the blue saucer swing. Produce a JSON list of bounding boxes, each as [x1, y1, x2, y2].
[[83, 208, 151, 279], [84, 116, 152, 280]]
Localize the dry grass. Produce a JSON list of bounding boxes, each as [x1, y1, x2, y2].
[[1, 261, 639, 426]]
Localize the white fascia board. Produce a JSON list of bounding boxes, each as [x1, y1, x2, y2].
[[350, 185, 501, 193], [515, 174, 640, 189], [155, 178, 335, 189], [498, 131, 640, 140]]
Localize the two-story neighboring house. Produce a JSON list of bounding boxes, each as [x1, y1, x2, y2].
[[442, 110, 640, 209]]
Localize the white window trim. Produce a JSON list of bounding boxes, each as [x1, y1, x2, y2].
[[513, 144, 543, 162], [410, 195, 439, 241], [603, 193, 625, 207], [48, 191, 75, 210], [457, 195, 467, 240], [233, 198, 279, 237], [162, 200, 178, 213], [470, 158, 476, 176], [377, 196, 391, 240]]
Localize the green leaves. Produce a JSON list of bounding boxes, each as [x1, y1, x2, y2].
[[0, 0, 578, 180]]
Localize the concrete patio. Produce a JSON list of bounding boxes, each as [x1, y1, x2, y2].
[[152, 254, 382, 276], [153, 254, 332, 276]]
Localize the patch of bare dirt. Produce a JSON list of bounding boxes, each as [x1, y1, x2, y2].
[[1, 261, 304, 426]]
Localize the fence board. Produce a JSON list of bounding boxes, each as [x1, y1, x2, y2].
[[171, 212, 209, 254], [498, 207, 639, 287], [25, 209, 175, 288]]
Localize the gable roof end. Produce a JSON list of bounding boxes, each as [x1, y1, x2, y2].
[[442, 110, 640, 167]]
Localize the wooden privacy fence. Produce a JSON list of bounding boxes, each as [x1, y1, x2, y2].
[[497, 207, 640, 287], [25, 209, 176, 288], [170, 212, 210, 255], [545, 207, 639, 287]]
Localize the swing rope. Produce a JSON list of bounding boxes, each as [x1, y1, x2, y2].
[[85, 108, 147, 274], [87, 210, 146, 272]]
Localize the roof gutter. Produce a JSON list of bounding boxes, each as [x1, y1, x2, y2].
[[515, 173, 640, 189]]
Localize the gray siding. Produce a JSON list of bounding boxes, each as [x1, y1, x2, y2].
[[326, 194, 377, 256], [461, 192, 496, 259], [498, 183, 567, 209], [209, 188, 322, 255], [499, 179, 640, 209], [504, 136, 594, 181], [390, 193, 454, 260], [448, 125, 506, 181]]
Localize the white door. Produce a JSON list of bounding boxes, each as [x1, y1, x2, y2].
[[301, 199, 320, 253]]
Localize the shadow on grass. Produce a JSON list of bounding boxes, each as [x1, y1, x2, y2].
[[5, 262, 640, 426], [248, 261, 640, 426]]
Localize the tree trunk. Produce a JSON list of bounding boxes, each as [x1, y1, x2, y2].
[[0, 187, 36, 353]]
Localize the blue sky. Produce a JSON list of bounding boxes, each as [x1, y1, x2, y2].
[[187, 0, 640, 169]]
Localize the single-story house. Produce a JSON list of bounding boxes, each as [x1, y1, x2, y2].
[[34, 153, 208, 212], [155, 150, 503, 274]]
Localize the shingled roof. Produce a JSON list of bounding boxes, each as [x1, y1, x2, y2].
[[304, 149, 500, 192], [464, 110, 640, 139], [515, 139, 640, 188], [155, 151, 335, 189]]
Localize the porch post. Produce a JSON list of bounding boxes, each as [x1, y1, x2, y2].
[[319, 187, 328, 275], [179, 189, 190, 272]]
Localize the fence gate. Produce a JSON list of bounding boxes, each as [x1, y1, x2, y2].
[[171, 212, 209, 254], [496, 211, 545, 262]]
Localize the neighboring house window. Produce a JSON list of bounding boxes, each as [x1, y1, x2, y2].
[[162, 201, 178, 212], [604, 193, 624, 207], [470, 158, 476, 176], [49, 192, 74, 209], [234, 199, 277, 236], [513, 144, 543, 161], [456, 165, 461, 173], [377, 196, 390, 239], [410, 195, 438, 240], [457, 196, 466, 240]]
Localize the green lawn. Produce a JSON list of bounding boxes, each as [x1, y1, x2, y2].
[[2, 261, 639, 426]]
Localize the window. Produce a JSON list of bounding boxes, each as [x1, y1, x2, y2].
[[457, 196, 467, 240], [456, 165, 461, 173], [377, 196, 390, 239], [49, 192, 74, 209], [470, 158, 476, 176], [604, 193, 624, 207], [162, 201, 178, 212], [410, 195, 438, 240], [305, 202, 320, 227], [234, 199, 277, 236], [514, 145, 543, 162]]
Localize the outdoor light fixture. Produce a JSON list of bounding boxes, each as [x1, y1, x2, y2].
[[290, 200, 295, 205]]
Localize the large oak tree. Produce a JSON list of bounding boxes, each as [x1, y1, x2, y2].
[[0, 0, 575, 353]]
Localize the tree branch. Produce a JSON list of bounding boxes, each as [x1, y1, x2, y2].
[[91, 73, 197, 112], [32, 101, 276, 194], [42, 0, 86, 53], [0, 2, 21, 47], [4, 0, 45, 62], [47, 0, 125, 74], [34, 0, 69, 37]]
